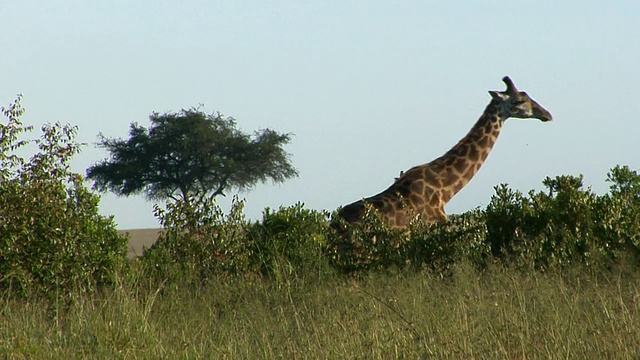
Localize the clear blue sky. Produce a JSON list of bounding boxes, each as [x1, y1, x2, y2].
[[2, 1, 639, 229]]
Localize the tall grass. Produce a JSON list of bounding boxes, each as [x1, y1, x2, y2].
[[2, 262, 638, 359]]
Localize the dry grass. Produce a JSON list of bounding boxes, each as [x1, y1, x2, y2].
[[2, 263, 639, 359]]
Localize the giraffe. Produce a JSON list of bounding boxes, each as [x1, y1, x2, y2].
[[335, 76, 552, 229]]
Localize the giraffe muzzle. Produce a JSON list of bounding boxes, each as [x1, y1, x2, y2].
[[534, 105, 553, 122]]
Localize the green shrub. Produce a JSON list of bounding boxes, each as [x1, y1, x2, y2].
[[245, 203, 331, 282], [484, 172, 639, 270], [141, 196, 250, 285], [0, 95, 128, 300], [596, 165, 640, 260], [526, 175, 607, 268], [144, 199, 333, 285], [484, 184, 527, 260], [327, 204, 407, 272], [404, 209, 488, 271]]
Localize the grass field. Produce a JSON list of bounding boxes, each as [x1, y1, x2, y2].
[[2, 262, 639, 359]]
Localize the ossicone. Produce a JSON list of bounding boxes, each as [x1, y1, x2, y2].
[[502, 76, 519, 95]]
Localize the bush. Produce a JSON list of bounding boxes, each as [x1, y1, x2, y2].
[[142, 198, 333, 286], [404, 209, 488, 271], [0, 95, 128, 300], [141, 196, 250, 285], [596, 165, 640, 260], [245, 203, 331, 282], [327, 204, 407, 272], [484, 172, 640, 270]]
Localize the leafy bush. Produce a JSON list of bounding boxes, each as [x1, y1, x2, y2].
[[0, 96, 128, 300], [245, 203, 331, 282], [404, 209, 488, 271], [143, 199, 332, 285], [327, 204, 407, 272], [485, 171, 640, 270], [141, 196, 250, 285], [486, 176, 601, 268], [596, 165, 640, 260]]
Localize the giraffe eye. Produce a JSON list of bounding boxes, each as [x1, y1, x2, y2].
[[512, 100, 526, 106]]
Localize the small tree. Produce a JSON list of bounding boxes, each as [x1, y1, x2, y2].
[[86, 109, 298, 205]]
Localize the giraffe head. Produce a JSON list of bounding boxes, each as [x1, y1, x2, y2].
[[488, 76, 552, 122]]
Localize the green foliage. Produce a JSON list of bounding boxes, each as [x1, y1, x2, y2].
[[245, 203, 331, 282], [86, 108, 298, 205], [0, 96, 128, 300], [327, 204, 407, 272], [485, 172, 640, 270], [486, 176, 601, 269], [484, 183, 527, 259], [142, 199, 332, 286], [404, 209, 488, 271], [598, 165, 640, 258], [141, 196, 250, 285]]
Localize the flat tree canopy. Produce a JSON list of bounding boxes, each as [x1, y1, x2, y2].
[[86, 109, 298, 204]]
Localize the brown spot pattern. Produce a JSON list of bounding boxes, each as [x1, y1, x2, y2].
[[337, 100, 516, 228]]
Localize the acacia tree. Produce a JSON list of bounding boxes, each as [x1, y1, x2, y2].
[[86, 109, 298, 205]]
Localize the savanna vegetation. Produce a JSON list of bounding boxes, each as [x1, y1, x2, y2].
[[2, 96, 639, 358]]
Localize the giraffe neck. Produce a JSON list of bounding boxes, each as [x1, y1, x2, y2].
[[433, 100, 505, 202]]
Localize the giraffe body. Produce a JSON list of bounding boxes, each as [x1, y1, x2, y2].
[[336, 76, 552, 229]]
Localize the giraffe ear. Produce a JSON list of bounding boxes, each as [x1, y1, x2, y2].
[[489, 90, 507, 101]]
